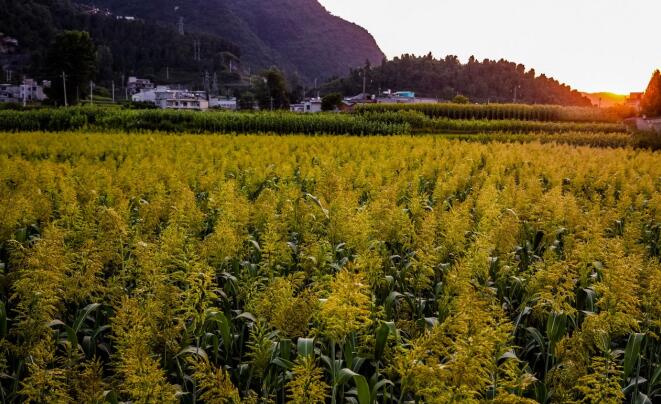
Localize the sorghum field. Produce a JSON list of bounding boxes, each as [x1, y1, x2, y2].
[[1, 132, 660, 403]]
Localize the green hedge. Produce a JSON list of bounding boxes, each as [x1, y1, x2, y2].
[[354, 102, 623, 122], [0, 108, 410, 135]]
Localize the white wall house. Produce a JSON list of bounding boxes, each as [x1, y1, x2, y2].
[[0, 79, 49, 103], [132, 87, 209, 111], [209, 97, 237, 110], [290, 98, 322, 113], [127, 76, 154, 95], [165, 98, 209, 111]]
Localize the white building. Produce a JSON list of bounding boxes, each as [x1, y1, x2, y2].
[[127, 76, 154, 95], [209, 97, 237, 110], [373, 90, 440, 104], [0, 79, 49, 103], [0, 83, 19, 102], [165, 98, 209, 110], [20, 79, 48, 102], [132, 86, 209, 111], [290, 98, 322, 113]]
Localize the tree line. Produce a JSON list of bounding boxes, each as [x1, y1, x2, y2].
[[323, 53, 593, 106]]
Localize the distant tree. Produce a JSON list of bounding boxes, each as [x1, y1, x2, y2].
[[237, 91, 256, 110], [44, 31, 96, 106], [255, 68, 290, 110], [321, 93, 343, 111], [453, 94, 470, 104], [641, 70, 661, 118], [96, 45, 114, 84]]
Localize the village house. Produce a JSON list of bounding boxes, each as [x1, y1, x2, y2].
[[290, 97, 323, 113], [0, 78, 49, 103], [127, 76, 155, 95], [209, 97, 238, 110], [132, 86, 209, 111]]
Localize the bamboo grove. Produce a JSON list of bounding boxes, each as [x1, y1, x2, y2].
[[0, 132, 659, 403]]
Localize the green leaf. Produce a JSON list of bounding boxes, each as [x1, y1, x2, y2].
[[525, 327, 545, 353], [424, 317, 438, 329], [176, 346, 208, 361], [73, 303, 102, 334], [370, 378, 394, 401], [622, 377, 647, 395], [304, 193, 329, 219], [339, 368, 371, 404], [271, 357, 294, 370], [279, 338, 292, 361], [374, 323, 390, 362], [48, 319, 66, 328], [205, 310, 232, 354], [623, 333, 645, 382], [235, 312, 256, 323], [297, 337, 314, 357], [635, 392, 653, 404], [353, 374, 371, 404], [498, 350, 518, 364], [103, 389, 119, 404], [0, 301, 7, 338], [546, 312, 567, 346]]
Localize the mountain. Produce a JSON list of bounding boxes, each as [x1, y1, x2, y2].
[[75, 0, 385, 82]]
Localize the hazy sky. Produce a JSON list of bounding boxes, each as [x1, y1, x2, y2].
[[318, 0, 660, 94]]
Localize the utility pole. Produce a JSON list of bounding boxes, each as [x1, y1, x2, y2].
[[212, 72, 219, 96], [90, 81, 94, 105], [362, 70, 367, 100], [62, 71, 68, 107], [22, 82, 27, 107], [178, 17, 184, 35], [513, 85, 521, 103], [112, 81, 115, 103], [166, 66, 170, 81], [270, 97, 274, 111], [204, 71, 210, 100]]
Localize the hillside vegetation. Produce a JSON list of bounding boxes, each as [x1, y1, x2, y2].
[[0, 0, 240, 84], [325, 54, 595, 106], [74, 0, 385, 82]]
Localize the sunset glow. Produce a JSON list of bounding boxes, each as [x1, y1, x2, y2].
[[319, 0, 661, 94]]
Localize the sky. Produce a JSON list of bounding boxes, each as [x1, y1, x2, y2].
[[318, 0, 660, 94]]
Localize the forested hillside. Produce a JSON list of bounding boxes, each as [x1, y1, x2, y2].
[[0, 0, 240, 85], [325, 54, 593, 106], [74, 0, 386, 82]]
